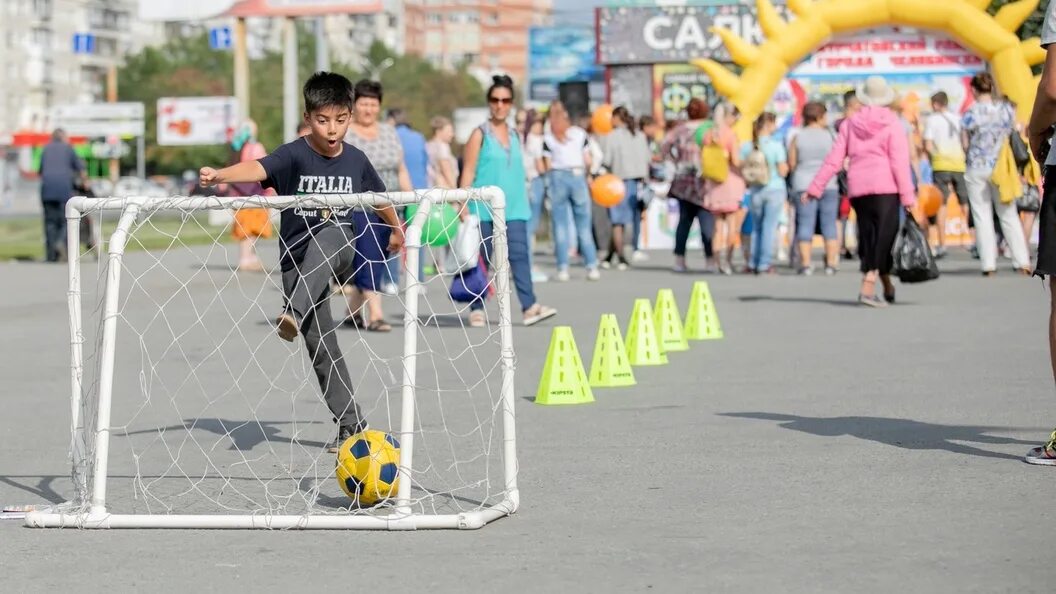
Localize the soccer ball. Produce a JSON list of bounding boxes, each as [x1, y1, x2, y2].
[[336, 430, 401, 506]]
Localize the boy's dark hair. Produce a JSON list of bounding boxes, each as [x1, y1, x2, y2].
[[487, 74, 515, 100], [303, 71, 354, 113], [354, 79, 384, 103], [843, 89, 858, 107], [931, 91, 949, 107], [387, 107, 408, 125], [639, 115, 656, 129]]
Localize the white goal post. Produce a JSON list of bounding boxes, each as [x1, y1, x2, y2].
[[26, 187, 519, 530]]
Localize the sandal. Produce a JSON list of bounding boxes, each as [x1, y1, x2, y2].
[[366, 319, 391, 333], [343, 314, 364, 329]]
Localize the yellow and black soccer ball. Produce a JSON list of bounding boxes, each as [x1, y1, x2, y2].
[[335, 430, 401, 506]]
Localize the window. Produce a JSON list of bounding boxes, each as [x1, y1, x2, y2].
[[32, 0, 50, 18], [427, 12, 441, 25], [485, 12, 498, 25]]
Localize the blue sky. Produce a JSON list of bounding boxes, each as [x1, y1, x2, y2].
[[552, 0, 600, 25]]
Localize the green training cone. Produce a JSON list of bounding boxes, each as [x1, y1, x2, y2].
[[588, 314, 637, 388], [654, 288, 689, 352], [625, 299, 668, 366], [535, 326, 595, 405], [684, 281, 724, 340]]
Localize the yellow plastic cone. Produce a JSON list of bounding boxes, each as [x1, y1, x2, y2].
[[589, 314, 637, 388], [654, 289, 689, 352], [625, 299, 668, 366], [535, 326, 595, 405], [684, 281, 724, 340]]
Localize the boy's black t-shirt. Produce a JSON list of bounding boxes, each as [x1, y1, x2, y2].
[[258, 137, 386, 271]]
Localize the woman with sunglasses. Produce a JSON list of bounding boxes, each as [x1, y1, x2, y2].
[[459, 75, 557, 328]]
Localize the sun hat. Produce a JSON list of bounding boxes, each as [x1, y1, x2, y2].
[[856, 76, 897, 107]]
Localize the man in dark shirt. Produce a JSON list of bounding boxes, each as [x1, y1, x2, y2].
[[198, 72, 404, 451], [39, 129, 85, 261]]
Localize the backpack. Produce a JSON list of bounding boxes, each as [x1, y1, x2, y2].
[[741, 142, 770, 187], [698, 128, 729, 183]]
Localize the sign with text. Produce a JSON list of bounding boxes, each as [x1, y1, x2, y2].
[[792, 30, 983, 77], [157, 97, 239, 146], [51, 103, 145, 138], [597, 4, 784, 65], [652, 64, 714, 123]]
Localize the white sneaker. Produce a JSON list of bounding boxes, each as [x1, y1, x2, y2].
[[380, 282, 398, 296], [631, 250, 649, 262], [556, 269, 570, 282], [586, 268, 601, 281]]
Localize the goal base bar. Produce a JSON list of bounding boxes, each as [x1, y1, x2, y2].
[[24, 500, 516, 530]]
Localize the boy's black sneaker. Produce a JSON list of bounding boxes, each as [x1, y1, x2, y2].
[[327, 422, 369, 453]]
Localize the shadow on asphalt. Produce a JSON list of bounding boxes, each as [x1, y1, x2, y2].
[[120, 418, 328, 451], [738, 295, 862, 307], [719, 412, 1037, 461]]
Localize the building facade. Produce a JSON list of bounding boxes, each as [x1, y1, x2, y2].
[[403, 0, 553, 89], [1, 0, 162, 135]]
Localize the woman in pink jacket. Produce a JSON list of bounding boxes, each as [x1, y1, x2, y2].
[[804, 76, 916, 307]]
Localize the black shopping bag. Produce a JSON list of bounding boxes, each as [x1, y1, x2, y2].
[[892, 214, 940, 283]]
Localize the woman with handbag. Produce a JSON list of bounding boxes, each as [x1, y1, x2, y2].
[[805, 76, 915, 307], [701, 102, 745, 275], [662, 97, 717, 273], [962, 73, 1031, 275], [740, 112, 789, 275], [459, 75, 557, 328]]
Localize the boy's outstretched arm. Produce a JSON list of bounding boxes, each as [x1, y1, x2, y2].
[[199, 161, 267, 187], [374, 205, 405, 253]]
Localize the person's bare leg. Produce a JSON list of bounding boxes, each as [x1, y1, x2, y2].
[[860, 270, 878, 296], [937, 204, 947, 251], [1049, 277, 1056, 383], [610, 224, 626, 263], [1023, 212, 1037, 252], [238, 239, 263, 271], [345, 287, 365, 322], [798, 240, 812, 270], [824, 239, 839, 269], [364, 290, 384, 323], [712, 215, 727, 269]]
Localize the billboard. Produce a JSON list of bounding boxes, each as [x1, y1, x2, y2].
[[652, 64, 715, 124], [527, 26, 605, 103], [157, 97, 240, 146], [597, 4, 784, 65], [51, 103, 145, 138]]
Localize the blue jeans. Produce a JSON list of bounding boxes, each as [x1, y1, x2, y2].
[[470, 220, 536, 312], [527, 176, 546, 239], [547, 170, 598, 270], [795, 188, 839, 242], [750, 186, 787, 271]]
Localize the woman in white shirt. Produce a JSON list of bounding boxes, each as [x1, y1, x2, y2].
[[542, 100, 601, 281]]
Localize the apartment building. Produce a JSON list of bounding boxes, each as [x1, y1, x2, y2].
[[1, 0, 162, 134], [403, 0, 553, 87]]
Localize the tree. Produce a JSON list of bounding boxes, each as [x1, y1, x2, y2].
[[989, 0, 1045, 39], [119, 33, 485, 176]]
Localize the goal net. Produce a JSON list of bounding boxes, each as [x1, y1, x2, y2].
[[26, 188, 519, 530]]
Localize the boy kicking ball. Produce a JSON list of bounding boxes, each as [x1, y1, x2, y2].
[[199, 72, 404, 452]]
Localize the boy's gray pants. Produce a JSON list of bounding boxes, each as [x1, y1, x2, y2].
[[281, 226, 364, 430]]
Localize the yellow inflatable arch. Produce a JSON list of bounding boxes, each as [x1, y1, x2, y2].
[[694, 0, 1046, 138]]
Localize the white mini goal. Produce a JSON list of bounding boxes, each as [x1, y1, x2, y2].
[[25, 188, 519, 530]]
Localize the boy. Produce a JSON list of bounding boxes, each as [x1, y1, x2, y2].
[[199, 72, 404, 451]]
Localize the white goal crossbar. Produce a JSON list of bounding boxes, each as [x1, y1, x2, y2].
[[25, 187, 520, 530]]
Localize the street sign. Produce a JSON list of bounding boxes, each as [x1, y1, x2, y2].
[[209, 26, 233, 50], [51, 103, 146, 138], [157, 97, 239, 146], [72, 33, 95, 55]]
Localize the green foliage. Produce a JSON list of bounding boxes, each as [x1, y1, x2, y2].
[[989, 0, 1045, 40], [118, 33, 484, 176]]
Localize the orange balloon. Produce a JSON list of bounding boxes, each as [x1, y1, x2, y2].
[[918, 184, 944, 218], [591, 104, 614, 135], [590, 174, 626, 207]]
